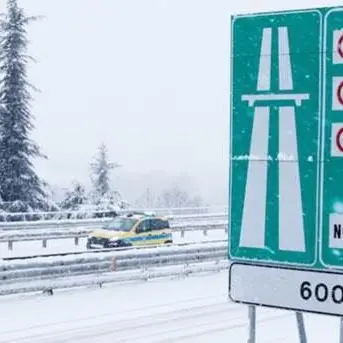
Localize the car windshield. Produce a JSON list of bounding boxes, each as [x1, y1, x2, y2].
[[102, 217, 138, 232]]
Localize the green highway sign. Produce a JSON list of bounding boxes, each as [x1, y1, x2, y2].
[[228, 6, 343, 316], [321, 8, 343, 268], [229, 9, 321, 266]]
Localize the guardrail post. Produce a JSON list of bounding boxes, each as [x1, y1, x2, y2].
[[142, 267, 149, 281], [8, 240, 13, 250], [74, 237, 79, 246], [181, 230, 185, 238], [42, 239, 47, 248], [203, 229, 207, 236], [340, 318, 343, 343], [225, 225, 228, 233], [111, 257, 117, 271], [43, 288, 53, 296]]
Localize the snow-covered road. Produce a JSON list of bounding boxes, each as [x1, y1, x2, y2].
[[0, 271, 339, 342]]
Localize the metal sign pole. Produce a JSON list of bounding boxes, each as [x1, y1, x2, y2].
[[295, 312, 307, 343], [339, 318, 343, 343], [247, 306, 256, 343]]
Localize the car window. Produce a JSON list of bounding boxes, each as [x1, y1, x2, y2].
[[136, 219, 151, 233], [150, 219, 170, 230], [103, 217, 138, 232]]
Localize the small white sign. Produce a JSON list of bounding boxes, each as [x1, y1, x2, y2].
[[229, 263, 343, 316], [329, 213, 343, 249], [331, 123, 343, 156], [332, 77, 343, 111], [333, 30, 343, 64]]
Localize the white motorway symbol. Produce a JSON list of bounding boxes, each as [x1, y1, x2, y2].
[[239, 26, 308, 252]]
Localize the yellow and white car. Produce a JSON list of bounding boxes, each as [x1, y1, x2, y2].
[[86, 212, 173, 249]]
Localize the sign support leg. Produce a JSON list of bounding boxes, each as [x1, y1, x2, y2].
[[339, 318, 343, 343], [247, 306, 256, 343], [295, 312, 307, 343]]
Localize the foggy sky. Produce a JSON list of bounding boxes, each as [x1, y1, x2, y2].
[[0, 0, 338, 205]]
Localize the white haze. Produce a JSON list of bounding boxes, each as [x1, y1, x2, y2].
[[0, 0, 338, 205]]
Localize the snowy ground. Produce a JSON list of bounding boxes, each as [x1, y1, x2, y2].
[[0, 271, 339, 342], [0, 230, 226, 258]]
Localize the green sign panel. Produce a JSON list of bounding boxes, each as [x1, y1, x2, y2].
[[229, 6, 343, 270], [321, 8, 343, 268]]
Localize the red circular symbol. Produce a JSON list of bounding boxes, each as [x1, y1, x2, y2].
[[336, 127, 343, 153], [336, 81, 343, 106], [338, 34, 343, 59]]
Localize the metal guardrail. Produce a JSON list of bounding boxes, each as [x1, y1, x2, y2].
[[0, 242, 228, 296], [2, 238, 227, 260], [0, 206, 228, 222], [0, 262, 229, 296], [0, 221, 228, 251], [0, 212, 227, 231]]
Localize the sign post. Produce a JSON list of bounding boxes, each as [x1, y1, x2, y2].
[[247, 306, 256, 343], [229, 4, 343, 330], [295, 312, 307, 343]]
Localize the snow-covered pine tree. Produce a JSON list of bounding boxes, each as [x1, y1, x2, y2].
[[60, 181, 87, 211], [90, 143, 120, 205], [0, 0, 46, 209]]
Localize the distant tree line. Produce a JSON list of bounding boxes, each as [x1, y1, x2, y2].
[[135, 186, 204, 209]]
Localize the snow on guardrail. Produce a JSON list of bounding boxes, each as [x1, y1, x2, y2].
[[0, 261, 229, 296], [0, 206, 228, 222], [1, 238, 226, 261], [0, 242, 228, 296], [0, 221, 228, 251], [0, 212, 227, 231]]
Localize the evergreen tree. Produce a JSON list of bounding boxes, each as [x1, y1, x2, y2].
[[0, 0, 46, 208], [60, 181, 87, 210], [90, 143, 120, 204]]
